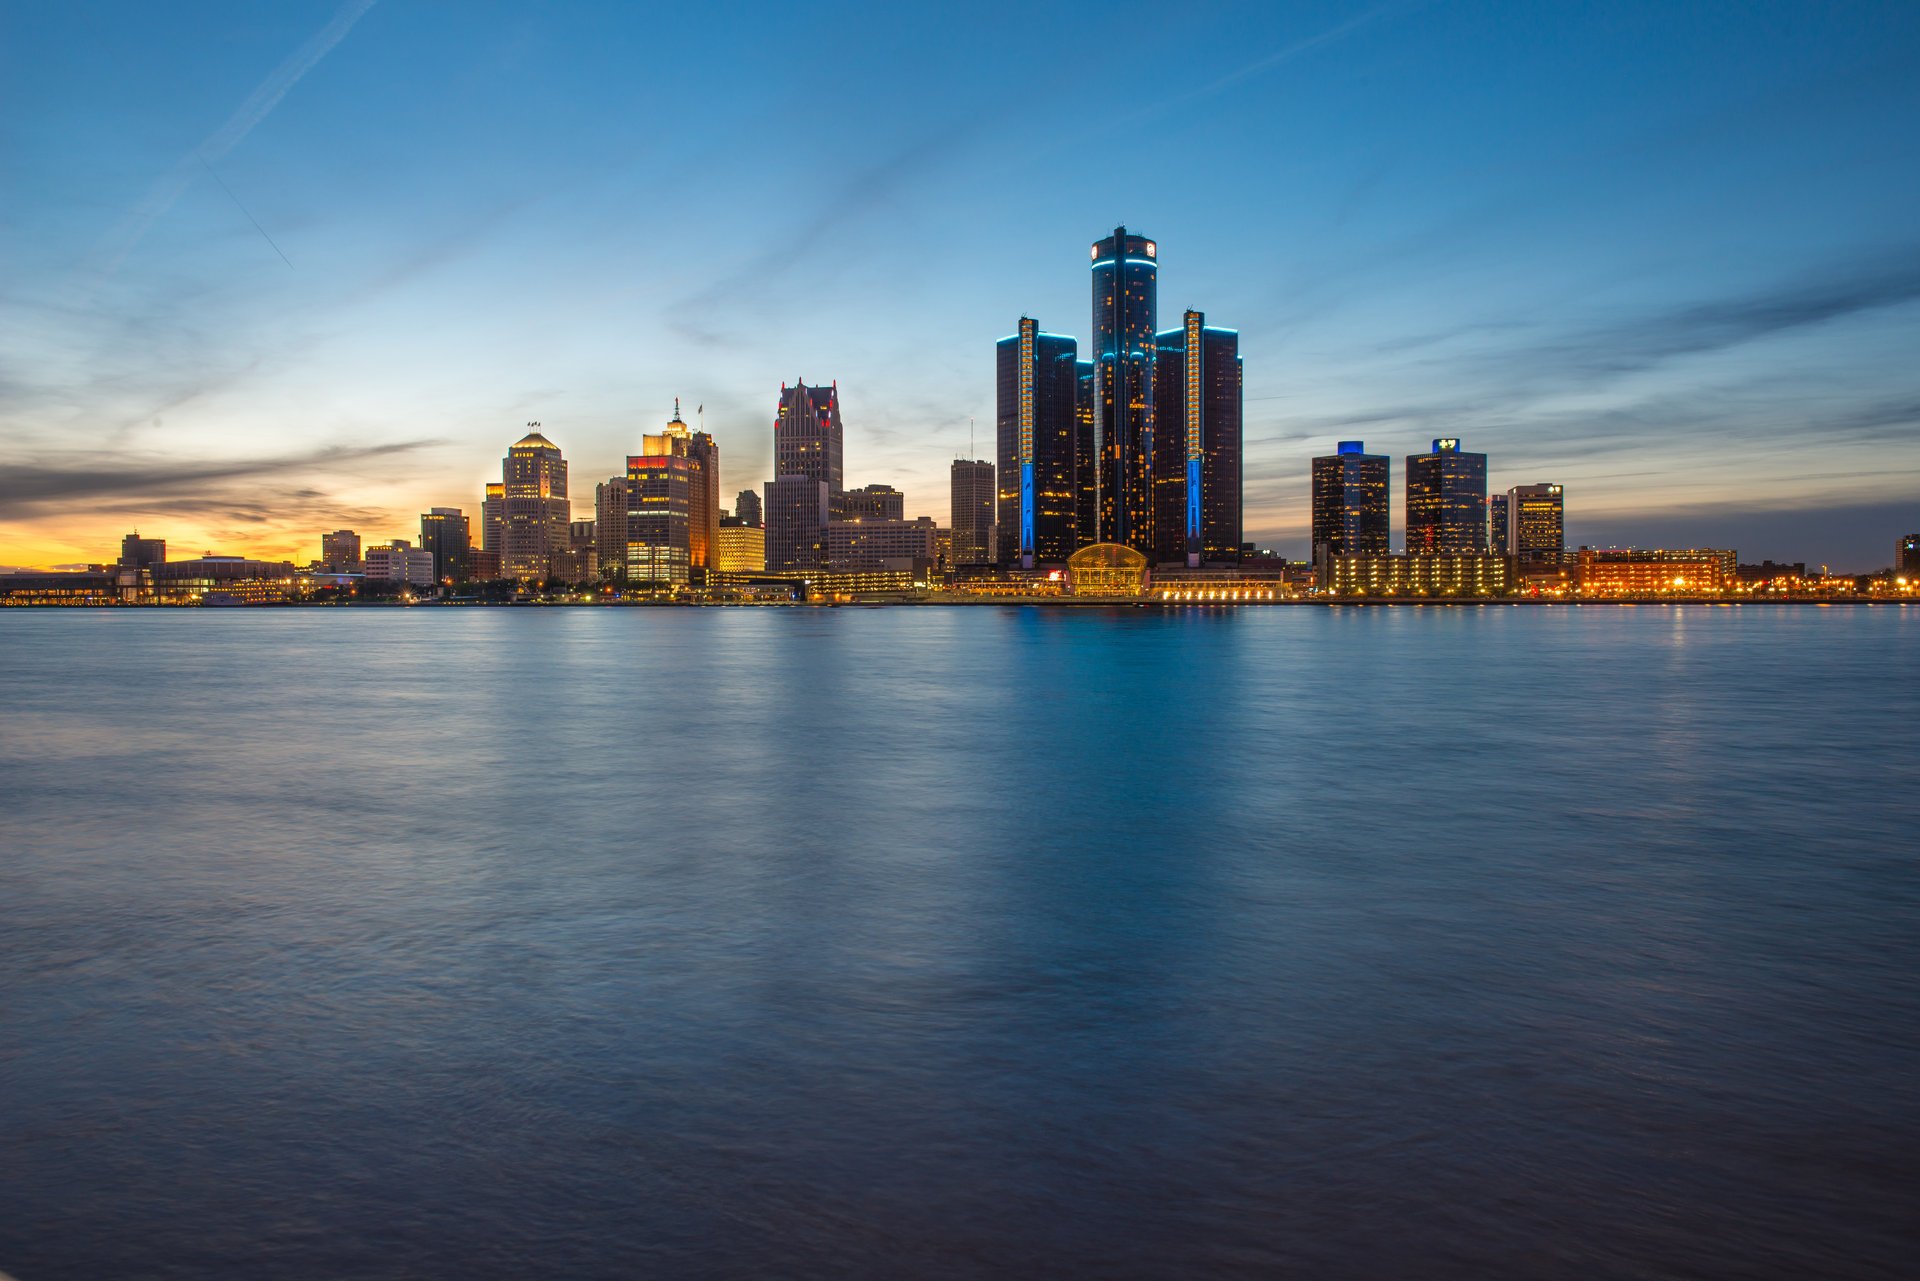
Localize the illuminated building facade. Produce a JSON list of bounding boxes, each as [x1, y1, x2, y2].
[[1066, 542, 1150, 596], [1152, 311, 1242, 565], [1575, 548, 1737, 594], [765, 475, 830, 573], [1310, 442, 1390, 565], [1406, 438, 1488, 554], [949, 459, 995, 566], [120, 533, 166, 569], [420, 508, 470, 582], [775, 382, 843, 502], [828, 516, 938, 571], [626, 425, 693, 586], [685, 422, 719, 583], [594, 478, 629, 582], [1507, 484, 1565, 565], [149, 557, 300, 602], [1323, 553, 1512, 596], [996, 317, 1079, 567], [364, 540, 436, 588], [321, 529, 360, 572], [500, 428, 570, 580], [716, 517, 766, 573], [1488, 495, 1510, 556], [1090, 226, 1158, 553]]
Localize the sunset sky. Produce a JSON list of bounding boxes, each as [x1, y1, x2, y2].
[[4, 0, 1918, 570]]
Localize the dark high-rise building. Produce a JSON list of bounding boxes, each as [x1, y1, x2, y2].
[[950, 459, 995, 567], [1406, 438, 1488, 555], [480, 485, 504, 560], [595, 478, 629, 582], [996, 317, 1079, 567], [775, 382, 843, 502], [1152, 310, 1242, 565], [1488, 495, 1510, 556], [1310, 442, 1390, 564], [321, 529, 359, 571], [1507, 484, 1565, 565], [735, 489, 762, 528], [1090, 226, 1158, 553], [119, 533, 166, 569], [838, 484, 905, 522], [765, 475, 830, 573], [500, 427, 570, 579], [420, 508, 470, 582], [1899, 534, 1919, 574], [1074, 359, 1096, 549]]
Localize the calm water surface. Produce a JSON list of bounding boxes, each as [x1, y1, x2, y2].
[[2, 606, 1917, 1279]]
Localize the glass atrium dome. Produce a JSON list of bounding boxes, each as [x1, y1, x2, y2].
[[1067, 543, 1150, 596]]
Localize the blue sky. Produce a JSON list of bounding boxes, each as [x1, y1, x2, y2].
[[3, 0, 1918, 568]]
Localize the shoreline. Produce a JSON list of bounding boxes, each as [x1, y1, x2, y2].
[[3, 596, 1909, 610]]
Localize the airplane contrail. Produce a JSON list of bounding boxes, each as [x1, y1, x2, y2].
[[97, 0, 379, 275]]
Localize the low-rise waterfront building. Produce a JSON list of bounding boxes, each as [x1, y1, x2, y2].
[[1574, 548, 1736, 594], [1322, 553, 1512, 596]]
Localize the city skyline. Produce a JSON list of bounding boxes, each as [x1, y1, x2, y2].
[[4, 1, 1919, 572]]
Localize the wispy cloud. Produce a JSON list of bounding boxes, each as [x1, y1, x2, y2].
[[669, 126, 973, 347], [95, 0, 380, 275], [0, 440, 439, 514]]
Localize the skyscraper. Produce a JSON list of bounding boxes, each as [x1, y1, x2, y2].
[[1506, 484, 1565, 565], [1090, 226, 1158, 553], [481, 485, 504, 560], [996, 317, 1079, 566], [1897, 533, 1918, 575], [1488, 495, 1510, 556], [1152, 310, 1242, 565], [626, 419, 694, 585], [419, 508, 470, 582], [679, 406, 721, 583], [765, 475, 830, 573], [1310, 442, 1390, 564], [776, 382, 844, 501], [500, 427, 570, 580], [321, 529, 360, 572], [735, 489, 762, 528], [594, 478, 629, 582], [950, 459, 995, 567], [1073, 359, 1096, 549], [1406, 438, 1488, 555]]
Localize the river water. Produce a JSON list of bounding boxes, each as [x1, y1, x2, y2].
[[2, 605, 1916, 1278]]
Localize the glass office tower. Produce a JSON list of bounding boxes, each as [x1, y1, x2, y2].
[[1406, 438, 1488, 554], [1152, 310, 1243, 565], [1090, 226, 1158, 554], [1507, 483, 1565, 564], [995, 317, 1079, 567], [1310, 442, 1391, 564]]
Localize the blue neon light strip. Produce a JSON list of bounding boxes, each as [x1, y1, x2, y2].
[[1020, 461, 1034, 558], [1187, 457, 1202, 543]]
